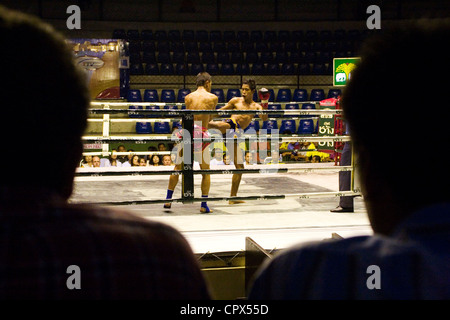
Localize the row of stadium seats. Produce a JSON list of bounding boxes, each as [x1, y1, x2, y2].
[[130, 61, 334, 76], [127, 88, 341, 103], [113, 29, 366, 43], [135, 118, 318, 135], [131, 50, 343, 65]]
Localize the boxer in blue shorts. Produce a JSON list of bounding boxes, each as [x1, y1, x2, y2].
[[209, 80, 269, 203]]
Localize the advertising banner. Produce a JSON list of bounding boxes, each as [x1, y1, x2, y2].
[[69, 38, 129, 100]]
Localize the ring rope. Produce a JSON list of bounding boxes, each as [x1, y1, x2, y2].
[[82, 191, 361, 207], [75, 165, 353, 177], [81, 135, 351, 143], [88, 108, 343, 116], [90, 101, 331, 108]]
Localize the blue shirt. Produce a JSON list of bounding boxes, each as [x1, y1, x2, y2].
[[248, 202, 450, 299]]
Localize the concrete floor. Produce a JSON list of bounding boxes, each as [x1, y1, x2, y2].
[[71, 164, 372, 253]]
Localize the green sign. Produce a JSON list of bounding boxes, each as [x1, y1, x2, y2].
[[333, 57, 361, 87]]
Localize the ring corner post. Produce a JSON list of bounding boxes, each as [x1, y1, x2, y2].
[[181, 111, 195, 203]]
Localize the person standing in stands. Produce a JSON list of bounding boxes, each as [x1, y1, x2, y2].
[[0, 5, 210, 299]]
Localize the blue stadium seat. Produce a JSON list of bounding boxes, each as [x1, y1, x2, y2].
[[180, 29, 193, 41], [211, 89, 225, 103], [172, 51, 185, 64], [127, 90, 143, 118], [300, 103, 316, 118], [210, 30, 222, 42], [196, 30, 209, 42], [260, 52, 274, 63], [130, 63, 144, 75], [186, 52, 200, 64], [298, 63, 311, 75], [206, 63, 219, 75], [154, 30, 167, 41], [310, 89, 325, 101], [245, 52, 259, 64], [161, 89, 176, 103], [267, 104, 282, 118], [236, 63, 250, 75], [285, 103, 299, 110], [201, 52, 215, 64], [251, 63, 266, 75], [262, 120, 278, 134], [136, 122, 152, 134], [276, 89, 292, 102], [280, 120, 296, 134], [267, 89, 275, 102], [199, 42, 212, 53], [142, 51, 156, 64], [145, 63, 159, 75], [143, 89, 159, 102], [312, 63, 326, 75], [157, 52, 171, 64], [226, 89, 241, 101], [255, 42, 269, 52], [275, 52, 289, 63], [128, 105, 144, 118], [327, 89, 342, 98], [278, 30, 290, 42], [221, 63, 235, 75], [227, 41, 240, 52], [266, 63, 280, 75], [175, 63, 187, 75], [128, 40, 141, 53], [223, 30, 236, 42], [217, 52, 230, 64], [230, 52, 243, 64], [154, 121, 171, 134], [160, 63, 174, 75], [189, 63, 204, 75], [250, 31, 263, 42], [164, 105, 178, 110], [127, 89, 142, 102], [281, 63, 296, 75], [177, 89, 191, 103], [168, 30, 181, 41], [141, 30, 153, 40], [184, 41, 198, 53], [213, 41, 226, 53], [297, 119, 315, 134], [293, 89, 308, 102], [237, 31, 249, 42], [264, 30, 277, 42], [145, 105, 160, 118], [244, 120, 260, 133], [301, 103, 316, 110]]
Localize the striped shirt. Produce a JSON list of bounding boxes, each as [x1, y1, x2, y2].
[[0, 186, 210, 299], [248, 202, 450, 299]]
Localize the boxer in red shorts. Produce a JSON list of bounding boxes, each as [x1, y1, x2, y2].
[[164, 72, 218, 213]]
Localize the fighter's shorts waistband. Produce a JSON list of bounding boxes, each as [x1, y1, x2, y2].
[[222, 118, 241, 130]]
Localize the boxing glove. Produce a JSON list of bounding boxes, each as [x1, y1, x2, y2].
[[258, 88, 270, 109]]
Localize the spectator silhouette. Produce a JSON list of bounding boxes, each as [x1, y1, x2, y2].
[[249, 21, 450, 300], [0, 6, 210, 299]]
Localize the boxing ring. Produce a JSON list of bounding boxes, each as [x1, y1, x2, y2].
[[72, 102, 371, 254]]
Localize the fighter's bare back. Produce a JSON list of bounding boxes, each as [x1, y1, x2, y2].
[[185, 88, 218, 128]]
